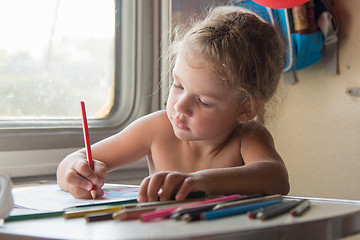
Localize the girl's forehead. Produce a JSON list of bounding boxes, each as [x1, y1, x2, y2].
[[178, 47, 206, 67], [174, 47, 245, 102], [174, 49, 232, 98], [176, 47, 221, 78], [175, 49, 216, 80]]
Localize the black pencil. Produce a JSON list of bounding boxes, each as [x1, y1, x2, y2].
[[171, 204, 215, 221], [181, 211, 203, 222], [158, 191, 206, 201], [85, 212, 114, 222]]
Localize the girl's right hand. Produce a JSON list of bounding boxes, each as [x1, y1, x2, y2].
[[57, 152, 107, 199]]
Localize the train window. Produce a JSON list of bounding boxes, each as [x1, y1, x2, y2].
[[0, 0, 115, 120], [0, 0, 162, 174]]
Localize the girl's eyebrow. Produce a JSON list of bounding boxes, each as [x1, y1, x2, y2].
[[172, 68, 225, 100], [172, 71, 180, 81]]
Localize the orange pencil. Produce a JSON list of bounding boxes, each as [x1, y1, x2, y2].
[[80, 101, 96, 200]]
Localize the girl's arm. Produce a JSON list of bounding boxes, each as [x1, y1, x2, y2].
[[56, 111, 165, 199]]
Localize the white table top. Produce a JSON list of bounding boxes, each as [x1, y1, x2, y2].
[[2, 196, 360, 240]]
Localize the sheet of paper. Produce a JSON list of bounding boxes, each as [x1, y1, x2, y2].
[[12, 183, 139, 211]]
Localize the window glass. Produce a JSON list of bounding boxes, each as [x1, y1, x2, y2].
[[0, 0, 115, 120]]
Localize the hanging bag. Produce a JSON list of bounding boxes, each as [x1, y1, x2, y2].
[[234, 0, 338, 84]]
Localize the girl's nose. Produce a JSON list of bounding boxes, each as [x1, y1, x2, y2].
[[174, 95, 192, 117]]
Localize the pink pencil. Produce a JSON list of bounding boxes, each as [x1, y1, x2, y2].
[[80, 101, 96, 200], [140, 194, 240, 222]]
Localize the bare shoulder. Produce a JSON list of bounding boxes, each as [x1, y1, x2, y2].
[[238, 121, 275, 147], [133, 110, 170, 129], [103, 110, 172, 152], [236, 120, 285, 166], [234, 122, 280, 166], [129, 110, 173, 138]]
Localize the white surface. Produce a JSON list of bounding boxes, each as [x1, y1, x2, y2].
[[12, 184, 138, 211], [0, 173, 13, 219], [2, 198, 360, 239]]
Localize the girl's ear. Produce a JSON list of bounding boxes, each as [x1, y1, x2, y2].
[[236, 98, 263, 122]]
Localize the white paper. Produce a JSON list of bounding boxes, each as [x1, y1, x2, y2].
[[12, 183, 139, 211]]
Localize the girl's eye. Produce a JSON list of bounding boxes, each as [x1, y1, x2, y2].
[[172, 83, 183, 90], [198, 98, 211, 108]]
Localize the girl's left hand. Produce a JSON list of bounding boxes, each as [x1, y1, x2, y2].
[[137, 171, 208, 203]]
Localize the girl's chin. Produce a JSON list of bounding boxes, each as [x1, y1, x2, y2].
[[173, 128, 193, 141]]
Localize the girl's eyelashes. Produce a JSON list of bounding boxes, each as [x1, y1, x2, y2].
[[198, 98, 211, 108], [172, 83, 184, 90], [172, 82, 213, 108]]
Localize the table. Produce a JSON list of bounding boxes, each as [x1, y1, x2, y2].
[[1, 197, 360, 239]]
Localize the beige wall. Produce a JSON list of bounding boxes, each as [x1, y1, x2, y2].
[[267, 0, 360, 200], [174, 0, 360, 200]]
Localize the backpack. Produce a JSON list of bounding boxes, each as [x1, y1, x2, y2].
[[233, 0, 339, 84]]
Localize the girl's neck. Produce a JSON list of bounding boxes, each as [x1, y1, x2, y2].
[[185, 127, 238, 157]]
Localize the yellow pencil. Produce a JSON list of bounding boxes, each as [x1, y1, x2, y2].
[[63, 205, 122, 219]]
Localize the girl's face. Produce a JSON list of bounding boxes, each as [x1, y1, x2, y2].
[[166, 49, 242, 143]]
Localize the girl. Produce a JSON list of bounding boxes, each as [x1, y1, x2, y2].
[[57, 5, 290, 202]]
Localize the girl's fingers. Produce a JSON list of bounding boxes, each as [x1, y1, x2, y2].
[[138, 172, 206, 202], [138, 172, 171, 202], [66, 169, 105, 199], [176, 174, 208, 201], [94, 186, 105, 199], [146, 172, 168, 202], [175, 177, 197, 201], [65, 170, 93, 199], [137, 176, 151, 202], [74, 160, 99, 186], [65, 169, 93, 191], [93, 160, 107, 188], [68, 186, 93, 199], [160, 173, 184, 201]]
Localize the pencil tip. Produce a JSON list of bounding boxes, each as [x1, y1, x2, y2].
[[90, 190, 97, 200], [247, 212, 254, 219]]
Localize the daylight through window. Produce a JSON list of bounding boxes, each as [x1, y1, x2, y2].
[[0, 0, 115, 120]]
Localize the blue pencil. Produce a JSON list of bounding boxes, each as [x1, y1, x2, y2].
[[200, 199, 282, 220]]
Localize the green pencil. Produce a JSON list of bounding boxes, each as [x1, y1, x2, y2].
[[5, 210, 64, 222]]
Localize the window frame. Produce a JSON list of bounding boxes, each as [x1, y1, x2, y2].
[[0, 0, 162, 152]]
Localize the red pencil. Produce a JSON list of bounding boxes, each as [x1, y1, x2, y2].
[[80, 101, 96, 200]]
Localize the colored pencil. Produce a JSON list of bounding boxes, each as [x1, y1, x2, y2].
[[247, 208, 262, 219], [85, 212, 114, 222], [257, 200, 301, 220], [247, 203, 283, 219], [181, 212, 203, 222], [237, 193, 265, 200], [171, 203, 216, 220], [80, 101, 96, 200], [177, 204, 216, 222], [5, 210, 64, 222], [213, 194, 283, 210], [123, 200, 178, 210], [290, 199, 311, 216], [113, 207, 157, 221], [140, 194, 241, 222], [201, 199, 283, 220], [64, 205, 122, 219], [159, 191, 206, 201]]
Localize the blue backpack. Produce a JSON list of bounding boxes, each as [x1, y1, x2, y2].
[[234, 0, 338, 84]]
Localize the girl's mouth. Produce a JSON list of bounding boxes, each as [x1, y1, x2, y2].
[[173, 118, 189, 131]]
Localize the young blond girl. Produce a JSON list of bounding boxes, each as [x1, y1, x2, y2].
[[57, 5, 290, 202]]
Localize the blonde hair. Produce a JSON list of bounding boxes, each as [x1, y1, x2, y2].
[[169, 5, 284, 121]]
